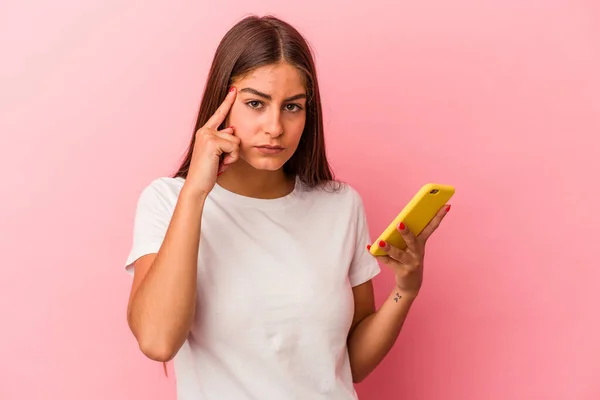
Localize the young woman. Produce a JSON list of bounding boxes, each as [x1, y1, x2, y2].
[[124, 15, 449, 399]]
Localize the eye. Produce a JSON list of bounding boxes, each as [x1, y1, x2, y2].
[[246, 100, 263, 110], [284, 104, 303, 112]]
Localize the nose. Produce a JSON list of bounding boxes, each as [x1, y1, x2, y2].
[[264, 108, 284, 138]]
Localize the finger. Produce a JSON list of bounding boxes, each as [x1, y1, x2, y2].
[[216, 126, 240, 161], [396, 222, 419, 254], [204, 87, 237, 130], [373, 255, 417, 273], [420, 204, 451, 241], [213, 129, 239, 145], [374, 255, 393, 265], [198, 126, 234, 140], [217, 152, 239, 175], [217, 126, 235, 135], [376, 240, 409, 264], [215, 131, 240, 176], [367, 244, 392, 264], [222, 148, 239, 166], [217, 132, 240, 159]]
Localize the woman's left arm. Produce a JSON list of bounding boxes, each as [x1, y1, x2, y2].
[[346, 204, 450, 383]]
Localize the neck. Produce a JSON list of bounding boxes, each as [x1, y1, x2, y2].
[[215, 161, 295, 199]]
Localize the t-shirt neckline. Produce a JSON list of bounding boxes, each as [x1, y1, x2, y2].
[[207, 175, 302, 209]]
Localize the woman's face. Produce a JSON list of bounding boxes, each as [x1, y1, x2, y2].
[[226, 62, 307, 171]]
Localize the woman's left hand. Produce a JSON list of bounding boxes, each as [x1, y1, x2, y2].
[[370, 204, 451, 299]]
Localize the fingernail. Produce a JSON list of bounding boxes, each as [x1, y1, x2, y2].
[[229, 86, 235, 92], [446, 205, 451, 212], [378, 240, 386, 248], [398, 222, 405, 230], [366, 244, 371, 251]]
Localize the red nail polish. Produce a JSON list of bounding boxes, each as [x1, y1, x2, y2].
[[366, 244, 371, 251], [229, 86, 235, 92], [399, 222, 405, 230], [378, 240, 386, 248], [446, 205, 451, 212]]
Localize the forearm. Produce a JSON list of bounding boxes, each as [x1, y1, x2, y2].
[[128, 184, 206, 360], [347, 287, 417, 382]]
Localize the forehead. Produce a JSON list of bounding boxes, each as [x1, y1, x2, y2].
[[234, 63, 306, 96]]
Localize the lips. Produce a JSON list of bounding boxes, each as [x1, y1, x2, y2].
[[255, 145, 285, 155]]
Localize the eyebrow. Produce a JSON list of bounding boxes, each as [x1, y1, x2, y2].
[[239, 87, 307, 102]]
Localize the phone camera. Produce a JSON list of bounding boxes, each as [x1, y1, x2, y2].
[[429, 189, 439, 194]]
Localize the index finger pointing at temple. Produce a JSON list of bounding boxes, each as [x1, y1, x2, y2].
[[204, 87, 237, 130]]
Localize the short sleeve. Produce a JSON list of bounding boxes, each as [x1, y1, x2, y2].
[[348, 189, 381, 287], [124, 178, 175, 276]]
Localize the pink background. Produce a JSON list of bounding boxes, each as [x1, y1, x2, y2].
[[1, 1, 599, 399]]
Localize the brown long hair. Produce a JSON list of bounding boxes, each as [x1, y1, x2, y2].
[[173, 15, 335, 187]]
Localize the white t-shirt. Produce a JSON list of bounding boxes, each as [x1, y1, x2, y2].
[[124, 176, 380, 400]]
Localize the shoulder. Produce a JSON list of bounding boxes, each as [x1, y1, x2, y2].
[[135, 176, 185, 209], [300, 179, 366, 213], [140, 176, 184, 194]]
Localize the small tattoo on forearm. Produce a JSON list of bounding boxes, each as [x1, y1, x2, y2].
[[394, 293, 402, 303]]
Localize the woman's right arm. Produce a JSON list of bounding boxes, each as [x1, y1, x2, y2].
[[126, 186, 207, 362], [126, 87, 239, 362]]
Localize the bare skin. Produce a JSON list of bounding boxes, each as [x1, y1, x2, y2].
[[126, 62, 451, 383]]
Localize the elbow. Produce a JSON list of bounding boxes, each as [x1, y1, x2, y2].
[[127, 310, 181, 362], [129, 322, 179, 362], [137, 336, 178, 362], [350, 365, 369, 384], [352, 372, 367, 384]]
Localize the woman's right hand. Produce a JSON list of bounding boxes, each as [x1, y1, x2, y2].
[[185, 87, 240, 196]]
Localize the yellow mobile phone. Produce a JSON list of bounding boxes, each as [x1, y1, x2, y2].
[[369, 183, 455, 256]]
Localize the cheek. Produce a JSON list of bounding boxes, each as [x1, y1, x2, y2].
[[284, 117, 306, 145], [228, 104, 257, 140], [227, 102, 247, 127]]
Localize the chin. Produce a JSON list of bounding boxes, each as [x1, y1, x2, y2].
[[248, 160, 287, 171], [244, 155, 289, 172]]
